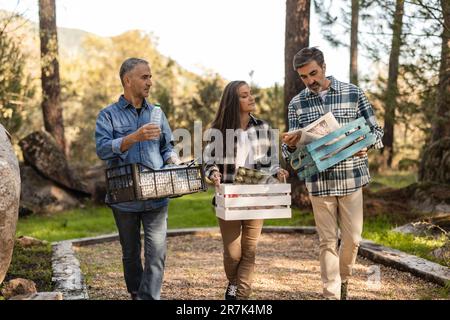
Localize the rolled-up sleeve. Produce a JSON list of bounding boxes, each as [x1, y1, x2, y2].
[[95, 110, 129, 161], [258, 123, 280, 176], [357, 89, 384, 150], [159, 111, 176, 163], [203, 139, 220, 181]]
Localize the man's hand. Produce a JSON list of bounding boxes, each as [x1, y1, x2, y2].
[[134, 123, 161, 142], [120, 124, 161, 152], [282, 132, 301, 149], [166, 155, 182, 165], [353, 147, 367, 157]]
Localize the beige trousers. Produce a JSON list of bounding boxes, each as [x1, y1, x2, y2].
[[218, 218, 264, 299], [309, 188, 363, 299]]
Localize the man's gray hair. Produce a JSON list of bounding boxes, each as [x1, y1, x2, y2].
[[293, 47, 325, 71], [119, 58, 149, 85]]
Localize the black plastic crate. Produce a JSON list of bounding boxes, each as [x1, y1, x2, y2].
[[105, 162, 207, 204]]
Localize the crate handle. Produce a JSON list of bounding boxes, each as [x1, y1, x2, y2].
[[290, 151, 302, 170]]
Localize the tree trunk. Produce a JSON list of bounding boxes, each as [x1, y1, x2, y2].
[[420, 0, 450, 183], [431, 0, 450, 141], [39, 0, 66, 155], [381, 0, 404, 168], [284, 0, 310, 132], [350, 0, 359, 86], [284, 0, 311, 209]]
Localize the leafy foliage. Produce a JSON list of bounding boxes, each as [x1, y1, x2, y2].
[[0, 12, 34, 135]]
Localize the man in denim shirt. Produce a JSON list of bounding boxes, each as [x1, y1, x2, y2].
[[95, 58, 177, 300]]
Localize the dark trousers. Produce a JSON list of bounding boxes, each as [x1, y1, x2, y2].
[[112, 205, 168, 300]]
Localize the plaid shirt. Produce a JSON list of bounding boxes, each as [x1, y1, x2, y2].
[[282, 76, 383, 197], [204, 114, 280, 183]]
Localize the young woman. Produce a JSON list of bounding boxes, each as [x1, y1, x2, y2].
[[204, 81, 289, 300]]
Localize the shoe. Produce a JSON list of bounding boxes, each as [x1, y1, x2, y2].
[[224, 283, 237, 300], [130, 292, 139, 300], [341, 281, 348, 300]]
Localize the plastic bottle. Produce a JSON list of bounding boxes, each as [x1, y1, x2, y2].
[[151, 103, 162, 125], [147, 103, 162, 141]]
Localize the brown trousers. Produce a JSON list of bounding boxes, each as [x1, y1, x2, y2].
[[218, 218, 264, 299], [310, 188, 364, 299]]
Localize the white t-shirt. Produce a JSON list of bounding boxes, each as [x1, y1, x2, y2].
[[235, 130, 253, 168], [319, 89, 328, 102]]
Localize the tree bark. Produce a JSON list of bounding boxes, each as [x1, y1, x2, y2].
[[431, 0, 450, 141], [381, 0, 404, 168], [350, 0, 359, 86], [39, 0, 66, 155], [284, 0, 310, 132], [419, 0, 450, 184], [284, 0, 311, 209]]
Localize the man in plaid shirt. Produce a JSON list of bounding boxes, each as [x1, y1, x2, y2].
[[281, 47, 383, 300]]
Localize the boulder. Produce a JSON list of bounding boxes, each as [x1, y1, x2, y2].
[[9, 292, 63, 300], [16, 236, 48, 247], [1, 278, 37, 299], [393, 221, 447, 239], [20, 164, 80, 215], [19, 131, 90, 196], [432, 241, 450, 264], [79, 164, 107, 204], [0, 125, 21, 284]]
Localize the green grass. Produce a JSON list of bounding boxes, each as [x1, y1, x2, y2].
[[168, 189, 217, 228], [16, 206, 115, 243], [17, 188, 315, 242], [363, 215, 448, 267], [2, 242, 53, 293], [371, 170, 418, 190]]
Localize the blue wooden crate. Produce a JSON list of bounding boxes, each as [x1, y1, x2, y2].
[[289, 117, 377, 180]]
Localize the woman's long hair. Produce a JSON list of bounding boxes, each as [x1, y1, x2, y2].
[[207, 81, 247, 160], [210, 81, 247, 134]]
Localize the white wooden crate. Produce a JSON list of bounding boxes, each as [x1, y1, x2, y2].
[[215, 184, 292, 221]]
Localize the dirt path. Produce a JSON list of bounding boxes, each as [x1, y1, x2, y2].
[[75, 232, 447, 300]]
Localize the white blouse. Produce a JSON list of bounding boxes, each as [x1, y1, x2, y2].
[[235, 130, 253, 169]]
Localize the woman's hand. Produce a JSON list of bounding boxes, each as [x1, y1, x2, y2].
[[276, 168, 289, 182], [210, 171, 222, 187]]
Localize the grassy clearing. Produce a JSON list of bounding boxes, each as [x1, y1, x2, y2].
[[15, 171, 448, 267]]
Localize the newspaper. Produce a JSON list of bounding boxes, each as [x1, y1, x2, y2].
[[287, 112, 341, 148]]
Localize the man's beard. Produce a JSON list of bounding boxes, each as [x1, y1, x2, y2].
[[308, 82, 321, 93]]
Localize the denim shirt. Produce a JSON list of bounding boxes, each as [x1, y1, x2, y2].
[[95, 95, 175, 212]]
